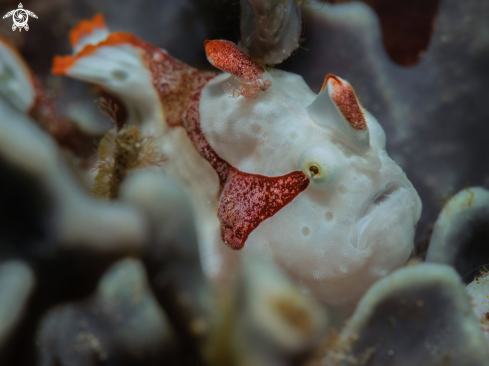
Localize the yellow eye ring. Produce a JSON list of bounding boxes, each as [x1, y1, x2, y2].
[[309, 165, 320, 175], [299, 147, 337, 186]]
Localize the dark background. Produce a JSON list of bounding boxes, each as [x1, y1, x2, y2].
[[1, 0, 488, 364]]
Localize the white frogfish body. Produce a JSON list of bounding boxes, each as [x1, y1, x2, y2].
[[50, 16, 422, 306], [201, 69, 422, 305]]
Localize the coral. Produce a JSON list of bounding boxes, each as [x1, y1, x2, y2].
[[426, 187, 489, 281], [321, 0, 439, 66], [467, 271, 489, 347], [239, 0, 302, 65], [242, 257, 328, 353], [0, 36, 95, 165], [0, 261, 35, 350], [309, 263, 489, 365], [426, 186, 489, 347], [0, 40, 147, 254], [37, 258, 174, 366]]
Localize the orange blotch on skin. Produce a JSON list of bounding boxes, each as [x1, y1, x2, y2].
[[322, 73, 367, 131], [69, 13, 107, 47], [204, 40, 264, 82], [52, 32, 139, 75], [320, 74, 342, 93]]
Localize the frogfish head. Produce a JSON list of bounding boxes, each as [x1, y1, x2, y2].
[[200, 41, 422, 306]]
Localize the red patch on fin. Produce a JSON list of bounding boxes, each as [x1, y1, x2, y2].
[[323, 74, 367, 131], [204, 40, 264, 82], [218, 169, 309, 250], [182, 71, 308, 250]]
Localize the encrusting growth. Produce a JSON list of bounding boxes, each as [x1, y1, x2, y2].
[[92, 98, 165, 199]]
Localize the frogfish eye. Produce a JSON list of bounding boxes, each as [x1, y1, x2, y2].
[[299, 147, 337, 186], [309, 165, 320, 175]]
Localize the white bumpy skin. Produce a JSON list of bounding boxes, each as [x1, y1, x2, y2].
[[200, 70, 422, 306], [52, 16, 422, 306]]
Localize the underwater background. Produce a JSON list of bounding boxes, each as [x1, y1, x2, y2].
[[0, 0, 489, 365]]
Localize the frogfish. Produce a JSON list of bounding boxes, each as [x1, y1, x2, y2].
[[49, 14, 422, 306]]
